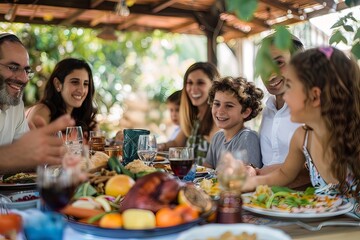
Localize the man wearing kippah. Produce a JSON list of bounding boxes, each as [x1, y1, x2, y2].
[[0, 32, 74, 174], [0, 33, 31, 145]]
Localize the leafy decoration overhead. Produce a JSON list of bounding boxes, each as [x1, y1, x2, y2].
[[329, 12, 360, 59], [226, 0, 258, 21]]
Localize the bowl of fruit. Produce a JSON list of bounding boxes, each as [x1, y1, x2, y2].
[[6, 190, 40, 210]]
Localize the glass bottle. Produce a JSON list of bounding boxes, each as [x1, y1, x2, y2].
[[215, 151, 247, 224]]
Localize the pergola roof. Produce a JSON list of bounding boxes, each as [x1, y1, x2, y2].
[[0, 0, 353, 41], [0, 0, 355, 64]]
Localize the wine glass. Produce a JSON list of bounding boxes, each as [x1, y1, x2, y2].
[[37, 146, 89, 211], [137, 134, 157, 166], [37, 166, 79, 211], [216, 151, 248, 192], [168, 147, 194, 179], [65, 126, 83, 154]]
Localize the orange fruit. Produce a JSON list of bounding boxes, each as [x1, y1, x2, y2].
[[175, 204, 199, 222], [0, 213, 22, 234], [105, 174, 135, 197], [99, 213, 123, 228], [155, 207, 183, 227]]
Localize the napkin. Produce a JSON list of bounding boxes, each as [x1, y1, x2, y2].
[[122, 129, 150, 165]]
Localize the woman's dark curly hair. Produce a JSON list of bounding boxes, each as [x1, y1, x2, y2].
[[40, 58, 98, 135], [290, 47, 360, 198], [208, 76, 264, 121]]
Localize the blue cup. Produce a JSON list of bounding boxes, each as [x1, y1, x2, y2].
[[23, 211, 65, 240]]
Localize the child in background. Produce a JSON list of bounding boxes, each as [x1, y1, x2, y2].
[[166, 90, 181, 141], [244, 47, 360, 202], [204, 77, 264, 169]]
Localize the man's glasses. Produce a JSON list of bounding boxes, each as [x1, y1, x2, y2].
[[0, 62, 34, 79]]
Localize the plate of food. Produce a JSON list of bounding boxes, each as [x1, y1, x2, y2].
[[195, 178, 220, 199], [196, 166, 215, 177], [242, 185, 354, 220], [0, 173, 37, 189], [4, 190, 40, 210], [176, 223, 291, 240]]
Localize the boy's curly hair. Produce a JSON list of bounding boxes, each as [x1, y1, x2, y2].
[[208, 76, 264, 121]]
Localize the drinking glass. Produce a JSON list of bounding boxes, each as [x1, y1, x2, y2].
[[137, 134, 157, 166], [168, 147, 194, 179], [215, 151, 247, 224], [89, 130, 106, 153], [216, 151, 248, 192], [37, 146, 89, 211], [37, 165, 79, 211], [65, 126, 83, 154]]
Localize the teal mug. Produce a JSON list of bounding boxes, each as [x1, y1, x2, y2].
[[123, 129, 150, 165]]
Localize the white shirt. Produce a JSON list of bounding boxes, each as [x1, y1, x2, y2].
[[0, 100, 29, 145], [259, 96, 301, 166]]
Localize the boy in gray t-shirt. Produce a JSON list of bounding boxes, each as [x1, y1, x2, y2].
[[204, 77, 264, 169]]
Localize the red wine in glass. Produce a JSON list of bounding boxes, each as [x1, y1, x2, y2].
[[37, 166, 80, 211], [169, 158, 195, 179], [39, 183, 77, 211]]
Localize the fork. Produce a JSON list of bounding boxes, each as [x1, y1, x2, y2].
[[296, 221, 360, 231]]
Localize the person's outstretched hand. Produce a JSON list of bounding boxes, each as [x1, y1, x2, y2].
[[14, 114, 75, 167]]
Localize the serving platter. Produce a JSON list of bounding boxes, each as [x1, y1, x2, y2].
[[176, 223, 291, 240], [67, 217, 203, 238]]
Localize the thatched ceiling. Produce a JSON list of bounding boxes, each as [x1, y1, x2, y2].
[[0, 0, 354, 41]]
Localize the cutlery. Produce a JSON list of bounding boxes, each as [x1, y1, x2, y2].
[[296, 221, 360, 231]]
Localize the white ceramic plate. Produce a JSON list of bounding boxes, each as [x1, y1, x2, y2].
[[5, 190, 40, 210], [242, 193, 354, 220], [176, 223, 291, 240]]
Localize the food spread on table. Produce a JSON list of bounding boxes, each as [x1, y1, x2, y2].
[[61, 155, 214, 231], [198, 178, 220, 198], [243, 185, 343, 213]]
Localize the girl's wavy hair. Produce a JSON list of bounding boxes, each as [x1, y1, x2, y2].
[[208, 76, 264, 121], [41, 58, 98, 135], [180, 62, 220, 137], [290, 47, 360, 198]]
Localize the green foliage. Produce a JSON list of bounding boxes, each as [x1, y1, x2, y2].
[[329, 12, 360, 59], [254, 26, 293, 82], [273, 25, 292, 50], [345, 0, 360, 7], [1, 23, 205, 131], [226, 0, 258, 21]]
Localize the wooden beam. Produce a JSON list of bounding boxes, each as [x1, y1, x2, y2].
[[7, 5, 18, 22], [117, 15, 140, 30], [259, 0, 300, 17], [29, 5, 39, 20], [306, 1, 352, 18], [91, 0, 106, 8], [152, 0, 179, 13], [90, 12, 108, 27], [171, 21, 198, 32], [60, 9, 86, 25], [313, 0, 337, 11]]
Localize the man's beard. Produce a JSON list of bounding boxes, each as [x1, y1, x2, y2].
[[0, 74, 25, 106]]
